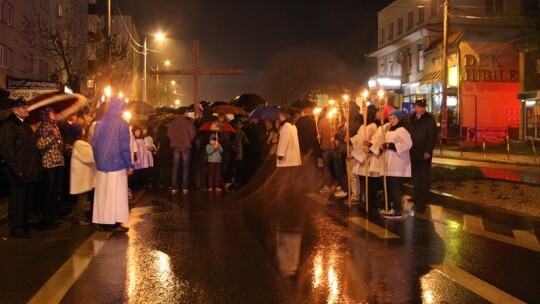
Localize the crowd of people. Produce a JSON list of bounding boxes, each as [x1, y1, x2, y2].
[[0, 87, 438, 238]]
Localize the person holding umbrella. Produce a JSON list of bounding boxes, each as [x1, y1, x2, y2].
[[0, 97, 41, 238]]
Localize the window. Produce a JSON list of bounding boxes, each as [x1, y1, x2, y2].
[[418, 6, 425, 23], [397, 17, 403, 34], [380, 59, 385, 75], [485, 0, 503, 15], [380, 28, 386, 43], [28, 54, 33, 72], [389, 22, 394, 39], [407, 47, 413, 74], [1, 1, 13, 25], [41, 0, 49, 12], [418, 44, 424, 71], [0, 45, 12, 70], [430, 0, 437, 17], [407, 10, 414, 29], [39, 60, 48, 79], [388, 55, 394, 75], [56, 4, 63, 17]]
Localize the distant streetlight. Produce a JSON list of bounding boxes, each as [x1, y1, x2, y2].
[[175, 99, 180, 105], [165, 60, 171, 66], [143, 32, 166, 102], [171, 80, 176, 85]]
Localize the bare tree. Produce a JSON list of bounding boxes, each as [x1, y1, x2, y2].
[[20, 4, 87, 92]]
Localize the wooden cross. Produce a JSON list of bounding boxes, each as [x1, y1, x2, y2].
[[150, 39, 243, 118]]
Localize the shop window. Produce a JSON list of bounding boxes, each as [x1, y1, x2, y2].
[[485, 0, 503, 15], [407, 10, 413, 29], [397, 16, 403, 34]]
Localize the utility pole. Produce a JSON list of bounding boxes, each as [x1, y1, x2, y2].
[[441, 0, 449, 138]]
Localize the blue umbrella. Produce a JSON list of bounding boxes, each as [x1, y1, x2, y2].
[[249, 106, 279, 120]]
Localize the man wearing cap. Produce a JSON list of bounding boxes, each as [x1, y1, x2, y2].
[[0, 97, 41, 238], [408, 99, 438, 205]]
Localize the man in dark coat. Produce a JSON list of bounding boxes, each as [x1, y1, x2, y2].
[[0, 98, 42, 238], [408, 98, 438, 204]]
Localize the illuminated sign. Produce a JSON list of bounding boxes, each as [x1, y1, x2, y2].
[[368, 76, 401, 89]]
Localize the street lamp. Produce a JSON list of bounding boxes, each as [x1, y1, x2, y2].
[[143, 32, 165, 102]]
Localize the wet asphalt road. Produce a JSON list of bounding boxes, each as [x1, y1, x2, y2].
[[1, 185, 539, 303]]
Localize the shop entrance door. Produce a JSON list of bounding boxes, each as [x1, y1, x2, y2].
[[525, 106, 540, 139]]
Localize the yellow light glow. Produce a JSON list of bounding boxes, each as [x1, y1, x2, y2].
[[342, 94, 349, 101], [119, 92, 124, 98], [165, 60, 171, 66], [377, 89, 385, 99], [448, 66, 459, 87], [125, 98, 129, 103], [171, 80, 176, 85], [173, 90, 177, 94], [313, 107, 322, 116], [328, 99, 335, 106], [155, 32, 165, 41], [123, 111, 132, 121], [104, 86, 112, 97], [175, 99, 180, 105], [362, 89, 369, 99]]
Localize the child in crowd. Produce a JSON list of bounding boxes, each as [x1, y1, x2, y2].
[[206, 134, 224, 192]]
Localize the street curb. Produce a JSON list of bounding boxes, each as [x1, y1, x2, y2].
[[435, 153, 540, 168], [403, 184, 540, 234]]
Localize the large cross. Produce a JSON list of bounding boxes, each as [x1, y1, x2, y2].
[[150, 39, 243, 118]]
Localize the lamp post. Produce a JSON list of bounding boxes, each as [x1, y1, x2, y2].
[[143, 32, 165, 102], [441, 0, 449, 138]]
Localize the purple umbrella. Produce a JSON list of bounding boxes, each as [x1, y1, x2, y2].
[[249, 106, 279, 120]]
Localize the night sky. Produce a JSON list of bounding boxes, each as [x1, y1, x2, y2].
[[107, 0, 394, 104]]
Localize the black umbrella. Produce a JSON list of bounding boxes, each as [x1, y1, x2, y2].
[[291, 99, 317, 110], [210, 100, 229, 107], [230, 94, 266, 112]]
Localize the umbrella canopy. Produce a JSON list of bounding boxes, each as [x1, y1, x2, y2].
[[212, 104, 247, 115], [230, 94, 266, 112], [291, 99, 317, 110], [209, 101, 229, 107], [249, 106, 280, 120], [27, 92, 87, 122], [198, 120, 236, 133]]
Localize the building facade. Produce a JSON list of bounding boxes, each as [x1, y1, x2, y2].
[[0, 0, 89, 94], [371, 0, 538, 141]]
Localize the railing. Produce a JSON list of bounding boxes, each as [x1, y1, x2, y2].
[[439, 133, 539, 163]]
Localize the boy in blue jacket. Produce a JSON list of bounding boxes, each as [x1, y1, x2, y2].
[[206, 134, 224, 192]]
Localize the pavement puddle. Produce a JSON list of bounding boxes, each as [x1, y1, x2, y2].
[[306, 193, 400, 239]]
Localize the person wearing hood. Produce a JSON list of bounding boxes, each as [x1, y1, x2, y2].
[[91, 96, 133, 232], [36, 106, 65, 227], [0, 97, 41, 238], [372, 109, 412, 216]]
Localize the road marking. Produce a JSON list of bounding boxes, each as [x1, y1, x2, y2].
[[431, 263, 526, 304], [463, 215, 540, 252], [306, 193, 400, 239], [349, 216, 400, 239], [28, 231, 111, 304]]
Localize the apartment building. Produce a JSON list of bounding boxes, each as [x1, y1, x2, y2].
[[0, 0, 88, 95]]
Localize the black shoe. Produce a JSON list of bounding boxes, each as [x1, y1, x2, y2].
[[10, 229, 31, 239], [98, 224, 114, 232]]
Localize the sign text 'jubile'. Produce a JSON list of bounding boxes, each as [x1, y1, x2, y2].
[[462, 54, 519, 82]]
